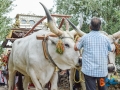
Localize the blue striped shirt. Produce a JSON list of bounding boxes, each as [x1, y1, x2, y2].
[[77, 31, 112, 77]]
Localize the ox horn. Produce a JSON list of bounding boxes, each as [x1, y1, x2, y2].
[[112, 31, 120, 39], [40, 3, 62, 36], [66, 19, 86, 36]]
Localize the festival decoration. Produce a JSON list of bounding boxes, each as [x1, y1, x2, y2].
[[100, 78, 105, 87], [114, 43, 120, 56], [56, 39, 65, 54], [74, 34, 80, 42]]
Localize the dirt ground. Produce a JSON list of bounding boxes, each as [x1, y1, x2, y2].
[[0, 86, 36, 90], [1, 85, 120, 90], [0, 86, 6, 90]]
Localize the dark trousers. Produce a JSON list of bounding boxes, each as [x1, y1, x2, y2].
[[84, 74, 107, 90]]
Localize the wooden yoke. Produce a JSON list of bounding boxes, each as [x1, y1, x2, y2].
[[36, 33, 57, 40], [24, 14, 71, 37], [58, 18, 69, 31]]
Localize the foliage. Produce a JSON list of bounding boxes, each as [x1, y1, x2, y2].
[[0, 0, 14, 53], [52, 0, 120, 34], [52, 0, 120, 68]]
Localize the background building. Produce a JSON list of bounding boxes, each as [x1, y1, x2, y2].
[[2, 14, 46, 48]]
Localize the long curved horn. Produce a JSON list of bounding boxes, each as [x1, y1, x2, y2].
[[112, 31, 120, 39], [66, 19, 86, 36], [40, 3, 62, 36]]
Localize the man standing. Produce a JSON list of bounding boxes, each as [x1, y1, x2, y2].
[[74, 17, 112, 90]]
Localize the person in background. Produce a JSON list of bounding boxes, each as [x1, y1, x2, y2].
[[5, 50, 11, 88], [0, 57, 4, 86], [1, 53, 8, 88], [74, 17, 112, 90], [0, 50, 11, 88]]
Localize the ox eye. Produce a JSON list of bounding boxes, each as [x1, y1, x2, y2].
[[65, 44, 70, 48]]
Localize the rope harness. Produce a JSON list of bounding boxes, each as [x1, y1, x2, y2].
[[73, 66, 85, 83], [73, 34, 85, 83], [42, 35, 73, 71], [42, 36, 59, 71]]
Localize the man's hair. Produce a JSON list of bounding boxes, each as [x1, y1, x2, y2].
[[90, 17, 101, 31]]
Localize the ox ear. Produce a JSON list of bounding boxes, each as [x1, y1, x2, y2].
[[69, 30, 78, 39], [66, 19, 86, 37], [115, 38, 120, 43], [40, 2, 63, 36], [48, 37, 59, 45], [112, 31, 120, 39]]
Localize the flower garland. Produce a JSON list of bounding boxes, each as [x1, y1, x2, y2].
[[56, 39, 65, 54], [56, 34, 80, 54], [114, 43, 120, 56], [74, 34, 80, 42]]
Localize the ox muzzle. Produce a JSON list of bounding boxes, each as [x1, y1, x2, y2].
[[76, 57, 82, 67], [108, 63, 115, 73]]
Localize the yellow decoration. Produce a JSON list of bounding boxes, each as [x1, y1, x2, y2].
[[55, 67, 59, 72], [73, 67, 84, 83], [12, 18, 20, 28], [114, 43, 120, 56], [74, 34, 80, 42], [100, 78, 105, 87], [0, 61, 6, 66], [110, 75, 118, 80], [56, 39, 64, 54], [6, 30, 14, 38]]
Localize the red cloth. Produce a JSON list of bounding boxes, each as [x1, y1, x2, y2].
[[1, 55, 8, 66]]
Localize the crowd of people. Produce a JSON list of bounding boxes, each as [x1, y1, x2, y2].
[[0, 50, 11, 89]]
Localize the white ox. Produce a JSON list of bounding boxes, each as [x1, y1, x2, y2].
[[66, 18, 120, 90], [8, 3, 85, 90]]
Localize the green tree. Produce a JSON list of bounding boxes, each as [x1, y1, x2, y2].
[[0, 0, 14, 53], [53, 0, 120, 34], [52, 0, 120, 70]]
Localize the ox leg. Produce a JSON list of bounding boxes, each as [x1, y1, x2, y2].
[[107, 73, 112, 79], [8, 70, 16, 90], [23, 76, 31, 90], [81, 82, 86, 90], [28, 69, 43, 90], [69, 69, 74, 90], [50, 71, 58, 90], [80, 72, 86, 90]]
